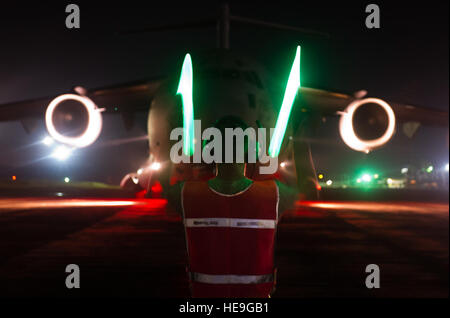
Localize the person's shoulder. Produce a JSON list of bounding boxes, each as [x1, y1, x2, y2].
[[253, 179, 277, 186], [182, 180, 209, 193], [183, 180, 209, 186], [251, 179, 278, 192]]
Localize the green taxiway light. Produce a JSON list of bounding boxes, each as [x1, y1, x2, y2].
[[426, 165, 434, 173], [361, 174, 372, 182], [176, 53, 195, 156], [268, 46, 301, 158]]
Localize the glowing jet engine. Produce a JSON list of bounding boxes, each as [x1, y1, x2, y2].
[[45, 94, 103, 148], [339, 97, 396, 153]]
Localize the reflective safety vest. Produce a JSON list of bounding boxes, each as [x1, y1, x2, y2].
[[181, 179, 279, 298]]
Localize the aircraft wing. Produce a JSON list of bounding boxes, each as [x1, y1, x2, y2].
[[0, 82, 447, 128], [297, 87, 449, 127], [0, 78, 163, 122]]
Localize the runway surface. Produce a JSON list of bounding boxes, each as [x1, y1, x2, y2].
[[0, 197, 448, 298]]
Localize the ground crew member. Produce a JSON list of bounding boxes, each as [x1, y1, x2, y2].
[[167, 116, 300, 297]]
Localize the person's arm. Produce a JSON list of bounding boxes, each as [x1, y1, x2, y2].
[[292, 114, 320, 200], [164, 182, 184, 215], [293, 140, 320, 200], [275, 179, 299, 217]]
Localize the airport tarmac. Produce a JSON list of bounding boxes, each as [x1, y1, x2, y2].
[[0, 197, 447, 298]]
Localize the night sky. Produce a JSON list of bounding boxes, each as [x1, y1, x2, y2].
[[0, 1, 448, 183]]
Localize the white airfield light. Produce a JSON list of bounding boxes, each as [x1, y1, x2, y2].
[[51, 145, 72, 161], [45, 94, 103, 148], [339, 98, 396, 153], [42, 136, 54, 146], [151, 162, 161, 171]]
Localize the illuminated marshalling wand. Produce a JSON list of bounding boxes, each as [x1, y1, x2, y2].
[[268, 45, 301, 158], [177, 53, 195, 156], [177, 47, 301, 158]]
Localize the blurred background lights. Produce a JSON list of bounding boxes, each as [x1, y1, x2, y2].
[[361, 174, 372, 182], [51, 146, 72, 161], [151, 162, 161, 171], [42, 136, 54, 146]]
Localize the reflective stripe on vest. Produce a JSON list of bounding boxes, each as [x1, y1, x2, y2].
[[185, 217, 276, 229], [189, 272, 274, 284]]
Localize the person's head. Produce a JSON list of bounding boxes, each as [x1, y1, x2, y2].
[[206, 116, 250, 179]]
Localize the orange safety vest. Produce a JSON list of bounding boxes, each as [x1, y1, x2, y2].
[[181, 179, 279, 297]]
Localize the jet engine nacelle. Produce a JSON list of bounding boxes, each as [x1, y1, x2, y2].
[[45, 94, 103, 148], [339, 97, 396, 153]]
